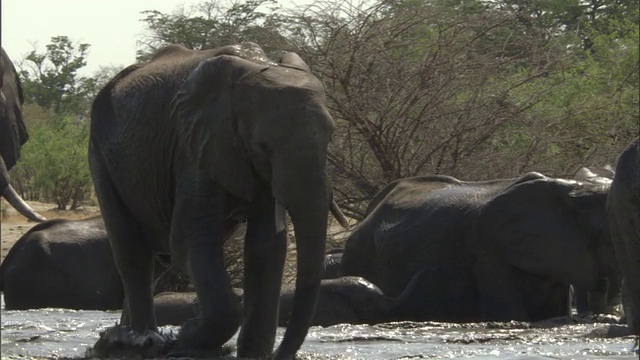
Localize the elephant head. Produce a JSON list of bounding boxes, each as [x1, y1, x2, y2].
[[0, 47, 45, 222], [172, 50, 340, 355]]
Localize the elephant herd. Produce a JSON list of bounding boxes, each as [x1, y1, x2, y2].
[[1, 42, 638, 359]]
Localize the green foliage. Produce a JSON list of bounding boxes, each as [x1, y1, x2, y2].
[[11, 36, 98, 209], [14, 116, 91, 210], [13, 0, 635, 217], [136, 0, 288, 60], [19, 36, 97, 117], [128, 0, 638, 218]]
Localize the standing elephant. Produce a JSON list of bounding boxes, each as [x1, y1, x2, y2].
[[607, 137, 640, 334], [88, 42, 345, 359], [0, 47, 45, 222], [0, 216, 190, 310], [340, 172, 620, 322]]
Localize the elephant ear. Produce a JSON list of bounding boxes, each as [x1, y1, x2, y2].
[[173, 55, 265, 201], [475, 176, 600, 285]]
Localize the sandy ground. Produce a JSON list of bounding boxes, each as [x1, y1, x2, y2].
[[1, 200, 101, 263]]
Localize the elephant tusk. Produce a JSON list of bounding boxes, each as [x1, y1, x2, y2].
[[2, 184, 47, 222], [330, 199, 350, 229], [275, 199, 287, 233]]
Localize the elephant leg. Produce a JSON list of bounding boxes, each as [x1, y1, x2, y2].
[[237, 195, 287, 358], [574, 286, 590, 314], [170, 181, 241, 355], [91, 165, 155, 331]]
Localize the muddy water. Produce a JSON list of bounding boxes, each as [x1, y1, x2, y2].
[[1, 295, 637, 359]]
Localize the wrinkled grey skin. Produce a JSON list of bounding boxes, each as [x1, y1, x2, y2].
[[341, 172, 619, 322], [0, 48, 45, 222], [0, 216, 122, 310], [89, 42, 342, 359], [607, 138, 640, 335], [0, 216, 189, 310]]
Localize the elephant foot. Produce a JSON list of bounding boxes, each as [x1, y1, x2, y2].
[[86, 323, 177, 358], [169, 317, 239, 357]]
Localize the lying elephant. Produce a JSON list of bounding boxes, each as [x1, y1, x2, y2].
[[0, 216, 122, 310], [607, 137, 640, 335], [0, 216, 189, 310], [340, 172, 621, 322], [151, 273, 427, 328]]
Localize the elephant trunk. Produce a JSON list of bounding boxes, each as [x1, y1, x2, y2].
[[2, 184, 46, 222], [381, 269, 428, 322], [272, 161, 329, 358]]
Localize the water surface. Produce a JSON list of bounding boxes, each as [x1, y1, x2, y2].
[[1, 295, 637, 359]]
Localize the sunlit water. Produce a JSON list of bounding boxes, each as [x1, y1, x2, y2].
[[1, 295, 638, 359]]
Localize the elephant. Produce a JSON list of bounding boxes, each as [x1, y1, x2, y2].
[[278, 275, 423, 327], [0, 216, 123, 310], [0, 47, 45, 222], [151, 273, 426, 328], [607, 137, 640, 335], [340, 172, 620, 323], [88, 42, 347, 359], [0, 216, 191, 310]]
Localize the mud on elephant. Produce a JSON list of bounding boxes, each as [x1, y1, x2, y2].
[[0, 47, 45, 222], [88, 42, 346, 359], [607, 137, 640, 335], [340, 172, 620, 322]]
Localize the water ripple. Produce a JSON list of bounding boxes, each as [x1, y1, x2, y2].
[[1, 296, 638, 359]]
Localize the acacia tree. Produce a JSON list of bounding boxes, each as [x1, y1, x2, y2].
[[136, 0, 290, 60], [132, 0, 637, 220], [282, 1, 563, 216], [11, 36, 100, 209], [19, 36, 98, 117]]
